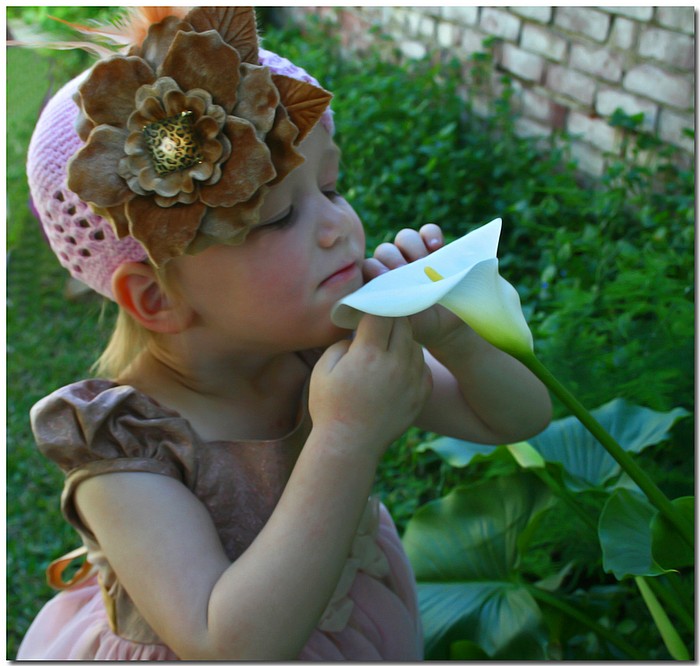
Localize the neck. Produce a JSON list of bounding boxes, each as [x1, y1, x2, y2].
[[118, 340, 310, 441]]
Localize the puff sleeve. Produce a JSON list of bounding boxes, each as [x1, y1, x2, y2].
[[31, 379, 199, 539]]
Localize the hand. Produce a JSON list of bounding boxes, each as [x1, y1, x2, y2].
[[309, 315, 432, 459], [363, 224, 463, 348]]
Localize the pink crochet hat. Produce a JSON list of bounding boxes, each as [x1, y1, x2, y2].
[[27, 8, 334, 300]]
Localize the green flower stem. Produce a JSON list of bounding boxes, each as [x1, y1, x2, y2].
[[636, 576, 690, 660], [532, 468, 598, 533], [528, 585, 646, 659], [515, 352, 694, 548], [646, 575, 694, 634]]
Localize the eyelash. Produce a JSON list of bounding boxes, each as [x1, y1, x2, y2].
[[263, 189, 342, 230]]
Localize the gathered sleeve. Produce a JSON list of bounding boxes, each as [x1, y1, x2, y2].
[[31, 379, 199, 540]]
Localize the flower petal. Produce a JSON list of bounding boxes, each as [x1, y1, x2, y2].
[[272, 74, 333, 144], [189, 189, 267, 254], [439, 259, 534, 357], [331, 218, 534, 356], [77, 56, 155, 128], [199, 117, 275, 207], [186, 7, 259, 64], [126, 196, 206, 265], [67, 126, 132, 207], [264, 106, 305, 186], [160, 30, 241, 112], [234, 64, 279, 136], [139, 16, 192, 71]]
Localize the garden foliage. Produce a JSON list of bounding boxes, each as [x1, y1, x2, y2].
[[6, 8, 694, 660]]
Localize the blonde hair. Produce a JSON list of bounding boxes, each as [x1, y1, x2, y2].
[[91, 264, 179, 380]]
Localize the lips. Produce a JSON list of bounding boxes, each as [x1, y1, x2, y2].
[[320, 261, 360, 287]]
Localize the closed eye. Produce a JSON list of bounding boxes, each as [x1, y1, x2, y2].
[[322, 188, 342, 201], [261, 206, 295, 230]]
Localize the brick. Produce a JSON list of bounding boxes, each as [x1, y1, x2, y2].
[[658, 109, 694, 152], [547, 64, 597, 105], [480, 7, 521, 41], [567, 111, 621, 152], [521, 89, 568, 129], [460, 26, 489, 55], [521, 24, 567, 61], [624, 64, 694, 110], [609, 16, 636, 50], [441, 6, 479, 25], [436, 21, 456, 48], [656, 7, 695, 35], [510, 7, 552, 24], [554, 7, 611, 42], [639, 28, 694, 69], [570, 141, 606, 176], [399, 39, 427, 60], [514, 116, 552, 140], [600, 7, 654, 21], [570, 44, 623, 82], [501, 43, 545, 82], [596, 88, 658, 130]]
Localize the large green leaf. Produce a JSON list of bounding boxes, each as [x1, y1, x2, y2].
[[651, 496, 694, 569], [599, 488, 671, 579], [418, 582, 547, 659], [527, 399, 689, 490], [402, 473, 552, 657], [403, 473, 552, 580], [416, 436, 510, 468]]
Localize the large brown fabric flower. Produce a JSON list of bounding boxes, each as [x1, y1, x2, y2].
[[66, 7, 332, 265]]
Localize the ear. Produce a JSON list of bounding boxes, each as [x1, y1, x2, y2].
[[111, 263, 193, 334]]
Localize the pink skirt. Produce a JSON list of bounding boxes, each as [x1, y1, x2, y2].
[[17, 505, 422, 660]]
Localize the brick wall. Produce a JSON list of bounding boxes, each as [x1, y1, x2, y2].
[[283, 6, 695, 177]]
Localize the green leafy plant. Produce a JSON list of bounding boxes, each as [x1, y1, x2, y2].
[[412, 400, 693, 659]]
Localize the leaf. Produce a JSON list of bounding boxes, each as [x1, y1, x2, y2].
[[186, 7, 259, 63], [599, 489, 671, 579], [271, 74, 333, 144], [528, 399, 689, 490], [418, 582, 547, 659], [507, 441, 546, 468], [449, 639, 490, 659], [651, 496, 694, 569], [403, 473, 552, 581], [416, 436, 504, 468], [402, 473, 552, 657]]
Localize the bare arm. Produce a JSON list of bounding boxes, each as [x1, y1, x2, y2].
[[75, 316, 430, 660], [365, 224, 552, 444]]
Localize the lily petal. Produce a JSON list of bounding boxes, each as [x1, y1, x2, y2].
[[331, 218, 534, 357]]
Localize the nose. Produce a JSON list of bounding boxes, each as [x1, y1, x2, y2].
[[316, 194, 352, 249]]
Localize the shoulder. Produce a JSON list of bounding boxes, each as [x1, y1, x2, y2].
[[31, 378, 199, 482]]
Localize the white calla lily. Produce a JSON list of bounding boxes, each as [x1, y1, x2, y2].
[[331, 218, 534, 358]]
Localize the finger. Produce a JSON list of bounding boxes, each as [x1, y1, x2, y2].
[[316, 339, 351, 372], [362, 257, 389, 281], [354, 314, 395, 351], [373, 242, 408, 270], [420, 223, 444, 252], [387, 316, 414, 350], [394, 228, 429, 262]]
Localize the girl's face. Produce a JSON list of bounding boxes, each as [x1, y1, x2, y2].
[[168, 125, 366, 352]]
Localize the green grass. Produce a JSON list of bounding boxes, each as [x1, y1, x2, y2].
[[6, 45, 117, 657]]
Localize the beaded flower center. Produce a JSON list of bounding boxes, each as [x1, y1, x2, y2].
[[143, 112, 203, 175]]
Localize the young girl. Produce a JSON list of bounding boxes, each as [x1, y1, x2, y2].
[[17, 7, 551, 660]]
